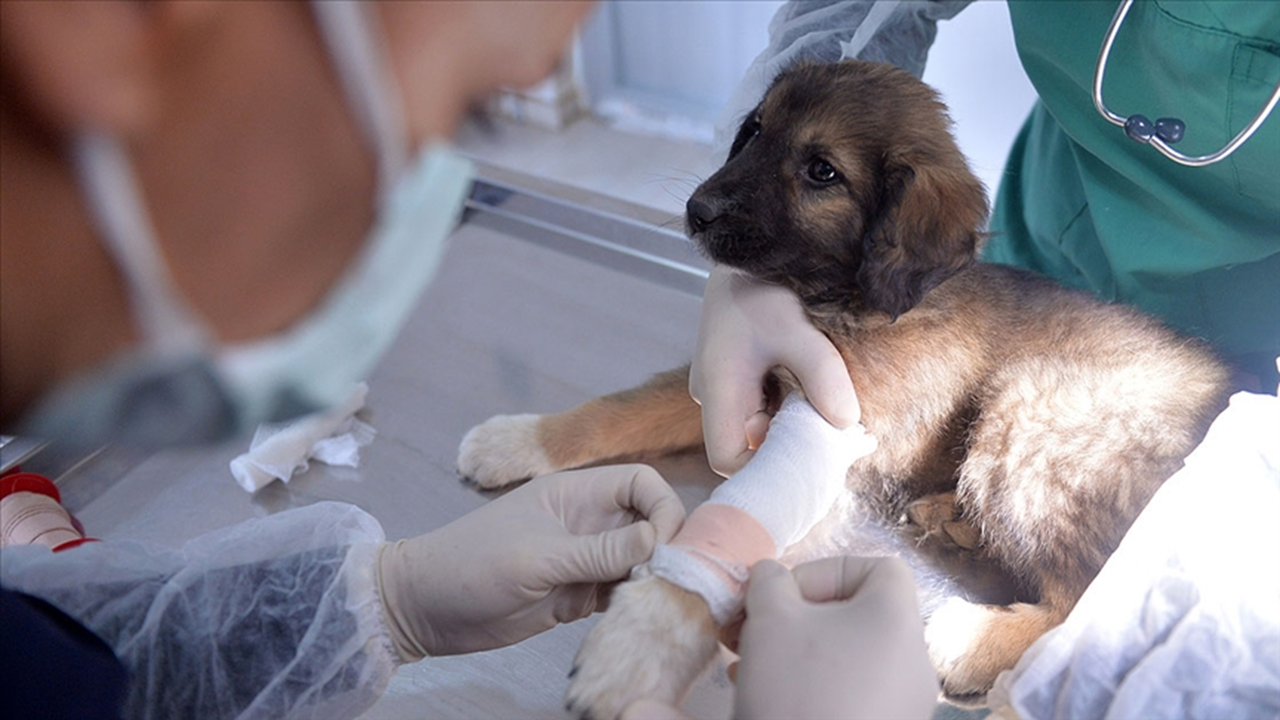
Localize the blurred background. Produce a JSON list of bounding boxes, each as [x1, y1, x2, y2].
[[461, 0, 1038, 217]]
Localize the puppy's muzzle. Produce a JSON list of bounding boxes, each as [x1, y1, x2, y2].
[[685, 195, 723, 235]]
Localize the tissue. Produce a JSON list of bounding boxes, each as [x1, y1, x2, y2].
[[229, 383, 376, 493]]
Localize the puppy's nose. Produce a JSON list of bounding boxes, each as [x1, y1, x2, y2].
[[686, 196, 721, 234]]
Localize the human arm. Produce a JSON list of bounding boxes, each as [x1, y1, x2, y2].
[[377, 464, 685, 659], [0, 465, 683, 717]]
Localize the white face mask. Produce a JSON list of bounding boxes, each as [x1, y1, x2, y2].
[[19, 1, 473, 447]]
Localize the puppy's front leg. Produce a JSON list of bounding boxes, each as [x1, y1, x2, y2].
[[567, 574, 720, 719], [458, 367, 701, 489], [569, 395, 879, 717]]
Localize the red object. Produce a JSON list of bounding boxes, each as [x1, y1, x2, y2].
[[0, 472, 61, 503], [0, 471, 99, 551], [52, 537, 100, 552]]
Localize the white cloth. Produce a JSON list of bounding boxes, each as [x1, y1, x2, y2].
[[990, 390, 1280, 719], [229, 383, 375, 493]]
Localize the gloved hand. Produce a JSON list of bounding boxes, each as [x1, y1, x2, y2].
[[732, 557, 938, 720], [376, 464, 685, 661], [690, 265, 859, 476]]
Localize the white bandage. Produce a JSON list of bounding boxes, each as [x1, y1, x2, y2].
[[648, 393, 877, 623], [705, 392, 877, 550]]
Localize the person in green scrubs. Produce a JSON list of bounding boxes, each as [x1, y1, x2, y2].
[[989, 0, 1279, 391]]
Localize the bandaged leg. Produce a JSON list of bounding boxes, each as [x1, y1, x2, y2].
[[647, 392, 877, 624]]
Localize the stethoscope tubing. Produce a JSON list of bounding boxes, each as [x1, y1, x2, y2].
[[1093, 0, 1280, 167]]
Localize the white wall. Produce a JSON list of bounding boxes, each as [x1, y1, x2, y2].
[[580, 0, 1038, 196], [923, 1, 1038, 199], [580, 1, 784, 143]]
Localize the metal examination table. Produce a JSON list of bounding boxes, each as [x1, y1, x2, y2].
[[4, 165, 736, 718]]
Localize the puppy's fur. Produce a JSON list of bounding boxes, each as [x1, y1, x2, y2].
[[459, 60, 1231, 716]]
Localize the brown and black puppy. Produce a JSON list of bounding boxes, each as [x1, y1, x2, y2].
[[459, 60, 1232, 715]]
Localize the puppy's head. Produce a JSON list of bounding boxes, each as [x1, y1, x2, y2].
[[686, 61, 988, 320]]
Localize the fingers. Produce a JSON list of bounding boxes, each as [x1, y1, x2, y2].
[[788, 556, 880, 603], [542, 465, 684, 540], [743, 559, 803, 614], [698, 385, 762, 477], [614, 465, 686, 543], [790, 556, 917, 605], [557, 520, 657, 585], [744, 410, 771, 451], [781, 333, 860, 428]]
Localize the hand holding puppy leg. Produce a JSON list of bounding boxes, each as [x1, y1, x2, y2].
[[690, 265, 860, 476], [734, 557, 938, 720], [377, 465, 684, 660]]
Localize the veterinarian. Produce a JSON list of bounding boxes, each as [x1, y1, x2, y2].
[[0, 2, 937, 718], [693, 0, 1279, 479]]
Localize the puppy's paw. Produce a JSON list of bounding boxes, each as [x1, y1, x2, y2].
[[457, 414, 554, 489], [925, 596, 996, 697], [567, 574, 719, 720], [926, 596, 1049, 698]]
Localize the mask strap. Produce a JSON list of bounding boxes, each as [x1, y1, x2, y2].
[[70, 132, 213, 355], [311, 0, 410, 199]]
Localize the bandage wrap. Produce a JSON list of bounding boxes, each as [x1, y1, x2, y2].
[[648, 393, 877, 623]]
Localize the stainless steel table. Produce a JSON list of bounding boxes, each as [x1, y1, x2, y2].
[[22, 168, 735, 718]]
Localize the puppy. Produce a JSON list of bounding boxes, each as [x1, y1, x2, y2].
[[458, 60, 1232, 715]]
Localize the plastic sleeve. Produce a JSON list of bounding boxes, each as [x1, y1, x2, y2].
[[0, 502, 399, 720]]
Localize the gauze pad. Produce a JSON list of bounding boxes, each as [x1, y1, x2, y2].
[[648, 392, 877, 623]]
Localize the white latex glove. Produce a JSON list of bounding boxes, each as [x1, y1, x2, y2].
[[690, 265, 860, 476], [733, 557, 938, 720], [376, 464, 685, 661]]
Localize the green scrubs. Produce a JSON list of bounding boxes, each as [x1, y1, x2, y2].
[[987, 0, 1280, 388]]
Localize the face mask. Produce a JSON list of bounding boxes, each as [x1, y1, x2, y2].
[[19, 1, 474, 448]]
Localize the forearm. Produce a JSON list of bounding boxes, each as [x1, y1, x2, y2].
[[1, 504, 398, 719]]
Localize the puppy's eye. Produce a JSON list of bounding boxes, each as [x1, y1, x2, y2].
[[728, 115, 763, 159], [806, 159, 840, 185]]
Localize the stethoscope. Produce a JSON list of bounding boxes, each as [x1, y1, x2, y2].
[[1093, 0, 1280, 167]]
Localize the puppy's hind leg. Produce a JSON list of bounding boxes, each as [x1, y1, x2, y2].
[[458, 367, 703, 489]]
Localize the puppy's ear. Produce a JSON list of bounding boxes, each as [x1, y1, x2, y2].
[[857, 160, 986, 319]]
